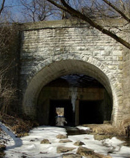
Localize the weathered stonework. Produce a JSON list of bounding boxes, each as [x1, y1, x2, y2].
[[122, 48, 130, 122], [19, 19, 127, 126]]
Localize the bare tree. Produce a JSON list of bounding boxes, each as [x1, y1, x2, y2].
[[20, 0, 57, 22], [0, 0, 5, 14], [0, 24, 18, 114], [0, 0, 15, 23], [47, 0, 130, 49], [0, 70, 16, 114], [0, 2, 18, 114]]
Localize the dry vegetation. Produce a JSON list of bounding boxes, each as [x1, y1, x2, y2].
[[0, 23, 20, 115], [83, 118, 130, 136], [0, 113, 39, 157], [0, 114, 39, 137]]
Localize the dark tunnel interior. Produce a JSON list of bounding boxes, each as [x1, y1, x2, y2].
[[37, 74, 112, 126]]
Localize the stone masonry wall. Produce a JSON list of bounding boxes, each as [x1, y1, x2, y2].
[[122, 48, 130, 121], [20, 20, 125, 125]]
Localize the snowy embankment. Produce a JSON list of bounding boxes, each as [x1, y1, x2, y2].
[[0, 123, 130, 158]]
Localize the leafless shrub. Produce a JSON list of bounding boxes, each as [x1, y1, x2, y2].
[[0, 7, 19, 114], [0, 76, 16, 114]]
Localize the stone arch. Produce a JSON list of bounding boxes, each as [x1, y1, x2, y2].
[[23, 54, 121, 125]]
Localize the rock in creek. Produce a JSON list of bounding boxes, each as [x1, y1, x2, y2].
[[59, 139, 72, 143], [74, 140, 85, 146], [40, 139, 51, 144], [62, 153, 82, 158], [76, 147, 112, 158], [56, 134, 67, 139], [57, 146, 75, 153]]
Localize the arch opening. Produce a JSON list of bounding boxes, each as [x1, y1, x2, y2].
[[23, 59, 118, 125]]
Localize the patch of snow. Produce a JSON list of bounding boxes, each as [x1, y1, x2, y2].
[[76, 126, 90, 130], [0, 125, 130, 158]]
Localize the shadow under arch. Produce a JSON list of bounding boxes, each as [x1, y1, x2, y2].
[[23, 57, 120, 125]]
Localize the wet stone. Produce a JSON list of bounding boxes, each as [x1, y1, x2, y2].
[[40, 139, 51, 144], [76, 147, 94, 156], [59, 139, 72, 143], [74, 141, 85, 146], [57, 146, 75, 153], [56, 134, 67, 139], [62, 153, 82, 158], [76, 147, 112, 158]]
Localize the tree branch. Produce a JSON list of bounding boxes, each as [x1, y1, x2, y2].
[[102, 0, 130, 23], [47, 0, 130, 49], [47, 0, 70, 13], [0, 0, 5, 14]]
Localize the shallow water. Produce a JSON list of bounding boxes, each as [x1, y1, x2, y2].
[[66, 127, 88, 135]]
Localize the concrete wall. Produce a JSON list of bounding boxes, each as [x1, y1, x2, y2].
[[19, 20, 125, 125]]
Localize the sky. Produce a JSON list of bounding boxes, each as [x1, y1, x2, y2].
[[1, 0, 23, 22], [1, 0, 57, 22], [1, 0, 90, 22], [4, 0, 22, 10]]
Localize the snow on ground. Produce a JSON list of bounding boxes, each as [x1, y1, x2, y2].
[[76, 126, 90, 130], [1, 124, 130, 158]]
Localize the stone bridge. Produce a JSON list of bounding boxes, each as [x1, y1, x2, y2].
[[19, 20, 130, 126]]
